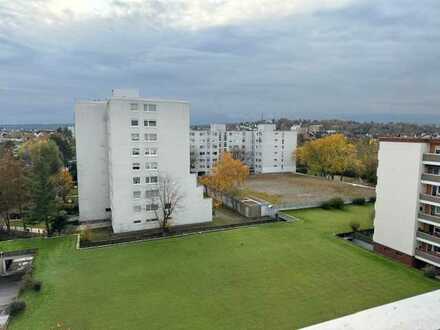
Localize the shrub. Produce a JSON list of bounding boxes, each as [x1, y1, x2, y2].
[[352, 198, 366, 205], [81, 226, 93, 242], [7, 300, 26, 316], [369, 196, 376, 203], [424, 266, 438, 279], [328, 197, 345, 209], [349, 220, 360, 232], [32, 280, 42, 292], [320, 201, 332, 210]]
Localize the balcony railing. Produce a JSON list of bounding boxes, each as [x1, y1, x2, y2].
[[419, 193, 440, 205], [415, 249, 440, 266], [418, 212, 440, 225], [423, 153, 440, 163], [416, 230, 440, 246], [421, 173, 440, 184]]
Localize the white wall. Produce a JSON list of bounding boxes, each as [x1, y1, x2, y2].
[[373, 141, 428, 256], [75, 101, 110, 221]]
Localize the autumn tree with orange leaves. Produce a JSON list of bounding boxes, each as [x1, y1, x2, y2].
[[200, 152, 249, 205], [296, 134, 361, 180]]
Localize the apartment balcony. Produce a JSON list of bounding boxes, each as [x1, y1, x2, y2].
[[418, 212, 440, 226], [419, 193, 440, 206], [423, 153, 440, 165], [416, 230, 440, 247], [421, 173, 440, 185], [415, 249, 440, 267]]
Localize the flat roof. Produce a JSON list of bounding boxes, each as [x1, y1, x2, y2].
[[379, 137, 440, 143], [302, 289, 440, 330]]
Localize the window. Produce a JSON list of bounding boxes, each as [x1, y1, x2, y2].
[[132, 163, 141, 170], [132, 148, 140, 156], [146, 203, 159, 211], [146, 217, 158, 222], [144, 120, 157, 127], [130, 103, 138, 111], [133, 220, 141, 224], [145, 148, 157, 156], [144, 104, 157, 112], [146, 189, 159, 198], [436, 146, 440, 154], [150, 176, 158, 183], [133, 205, 142, 212], [131, 133, 140, 141], [144, 133, 157, 141], [131, 119, 139, 127], [133, 177, 141, 184], [133, 191, 142, 199], [145, 162, 158, 170]]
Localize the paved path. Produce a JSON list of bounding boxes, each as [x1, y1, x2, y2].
[[0, 277, 23, 329]]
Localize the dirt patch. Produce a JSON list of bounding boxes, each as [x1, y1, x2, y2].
[[243, 173, 375, 206]]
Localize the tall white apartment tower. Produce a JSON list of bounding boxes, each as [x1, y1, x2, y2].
[[190, 123, 297, 175], [373, 138, 440, 268], [75, 89, 212, 233]]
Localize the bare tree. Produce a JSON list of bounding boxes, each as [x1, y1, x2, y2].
[[154, 174, 185, 234]]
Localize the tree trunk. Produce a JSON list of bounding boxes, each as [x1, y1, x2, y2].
[[5, 212, 10, 232], [45, 218, 50, 236]]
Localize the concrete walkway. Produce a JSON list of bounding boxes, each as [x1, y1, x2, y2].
[[302, 289, 440, 330], [0, 277, 23, 329]]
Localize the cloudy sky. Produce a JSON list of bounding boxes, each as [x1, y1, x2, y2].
[[1, 0, 439, 124]]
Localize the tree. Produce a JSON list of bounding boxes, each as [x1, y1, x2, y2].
[[24, 140, 63, 235], [53, 168, 74, 203], [296, 134, 360, 180], [154, 174, 185, 233], [49, 127, 75, 166], [355, 138, 378, 184], [0, 150, 27, 232], [200, 152, 249, 203]]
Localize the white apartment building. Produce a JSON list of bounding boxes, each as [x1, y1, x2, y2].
[[373, 138, 440, 268], [190, 123, 297, 175], [75, 89, 212, 233]]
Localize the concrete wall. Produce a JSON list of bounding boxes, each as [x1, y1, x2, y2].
[[373, 141, 428, 256], [75, 101, 110, 221], [76, 91, 212, 233]]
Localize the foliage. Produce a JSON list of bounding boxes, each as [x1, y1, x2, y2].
[[296, 134, 361, 179], [53, 168, 74, 203], [349, 220, 360, 232], [352, 198, 366, 205], [200, 152, 249, 203], [369, 196, 376, 203], [321, 197, 345, 210], [354, 138, 378, 184], [80, 226, 93, 242], [51, 212, 68, 235], [424, 266, 438, 279], [7, 300, 26, 316], [0, 149, 27, 232], [154, 174, 185, 232], [49, 127, 75, 166], [25, 140, 63, 234]]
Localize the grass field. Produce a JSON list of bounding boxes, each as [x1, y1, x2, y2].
[[1, 205, 438, 329]]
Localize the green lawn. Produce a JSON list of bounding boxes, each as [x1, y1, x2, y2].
[[1, 205, 439, 329]]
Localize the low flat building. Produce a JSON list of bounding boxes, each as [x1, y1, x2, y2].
[[373, 137, 440, 269], [75, 89, 212, 233]]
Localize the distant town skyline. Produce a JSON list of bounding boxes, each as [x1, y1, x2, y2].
[[1, 1, 440, 125]]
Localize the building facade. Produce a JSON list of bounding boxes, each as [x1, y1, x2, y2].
[[190, 123, 297, 175], [373, 138, 440, 269], [75, 89, 212, 233]]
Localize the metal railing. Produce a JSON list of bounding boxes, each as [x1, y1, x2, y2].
[[415, 249, 440, 265], [419, 193, 440, 204], [421, 173, 440, 183], [423, 153, 440, 163], [416, 230, 440, 245], [418, 212, 440, 225]]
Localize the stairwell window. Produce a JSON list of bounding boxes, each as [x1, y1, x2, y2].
[[133, 177, 141, 185], [144, 133, 157, 141], [133, 191, 142, 199], [130, 103, 138, 111], [131, 119, 139, 127], [131, 133, 140, 141], [132, 148, 140, 156], [132, 163, 141, 170]]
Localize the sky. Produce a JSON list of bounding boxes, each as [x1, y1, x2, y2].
[[1, 0, 440, 124]]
